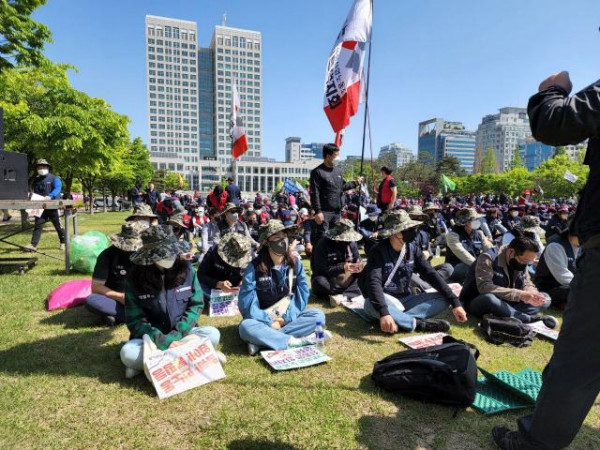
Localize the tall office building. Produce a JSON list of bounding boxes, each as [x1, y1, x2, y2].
[[379, 143, 415, 168], [418, 119, 476, 173], [475, 107, 531, 172], [210, 25, 262, 167], [284, 137, 326, 162], [145, 16, 199, 171]]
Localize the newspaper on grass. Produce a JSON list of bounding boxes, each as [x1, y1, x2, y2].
[[424, 282, 462, 297], [143, 334, 225, 400], [260, 345, 331, 371], [209, 289, 240, 317], [341, 294, 405, 312], [398, 332, 447, 349], [528, 321, 559, 341]]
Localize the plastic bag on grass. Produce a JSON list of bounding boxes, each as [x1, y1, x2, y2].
[[70, 231, 109, 274]]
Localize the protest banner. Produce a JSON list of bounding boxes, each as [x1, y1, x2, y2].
[[260, 345, 331, 371], [144, 335, 225, 400], [398, 332, 447, 349], [528, 321, 559, 341], [209, 289, 240, 317]]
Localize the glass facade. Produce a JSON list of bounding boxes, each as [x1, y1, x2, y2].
[[520, 141, 555, 171], [198, 47, 215, 157], [440, 134, 476, 174]]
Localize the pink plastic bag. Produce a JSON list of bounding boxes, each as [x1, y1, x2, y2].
[[47, 279, 92, 311]]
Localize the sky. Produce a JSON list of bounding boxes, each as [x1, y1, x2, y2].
[[33, 0, 600, 160]]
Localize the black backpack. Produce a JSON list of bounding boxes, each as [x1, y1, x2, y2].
[[479, 317, 535, 348], [371, 336, 479, 407]]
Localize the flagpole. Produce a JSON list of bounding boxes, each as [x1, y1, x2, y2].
[[357, 0, 373, 228]]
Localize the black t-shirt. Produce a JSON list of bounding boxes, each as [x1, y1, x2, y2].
[[92, 246, 133, 292]]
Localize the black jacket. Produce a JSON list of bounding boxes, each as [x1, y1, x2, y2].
[[312, 238, 360, 278], [197, 246, 244, 289], [309, 163, 359, 213], [527, 81, 600, 244]]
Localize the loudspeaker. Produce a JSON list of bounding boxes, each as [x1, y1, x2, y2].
[[0, 150, 29, 200]]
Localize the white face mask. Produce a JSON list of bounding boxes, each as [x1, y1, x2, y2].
[[368, 215, 378, 222], [155, 256, 177, 269], [137, 219, 150, 228], [37, 169, 49, 176], [510, 211, 519, 218], [470, 220, 481, 230], [228, 212, 239, 222]]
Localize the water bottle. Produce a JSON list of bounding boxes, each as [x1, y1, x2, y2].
[[315, 321, 325, 349], [435, 245, 441, 258]]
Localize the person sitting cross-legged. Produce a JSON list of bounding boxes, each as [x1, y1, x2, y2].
[[84, 222, 143, 326], [311, 218, 365, 307], [238, 220, 330, 355], [358, 210, 468, 335], [459, 234, 557, 328]]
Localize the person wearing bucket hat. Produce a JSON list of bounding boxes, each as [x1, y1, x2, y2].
[[84, 222, 144, 326], [238, 220, 329, 355], [217, 202, 259, 249], [445, 208, 494, 283], [311, 219, 364, 306], [359, 204, 384, 254], [121, 225, 222, 378], [24, 158, 66, 253], [534, 220, 580, 309], [503, 204, 523, 232], [422, 202, 448, 241], [546, 204, 570, 240], [125, 204, 159, 228], [196, 207, 221, 260], [167, 211, 193, 243], [197, 232, 253, 299], [358, 210, 468, 335], [481, 207, 508, 241]]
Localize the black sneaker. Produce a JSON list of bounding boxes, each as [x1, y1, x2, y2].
[[104, 315, 117, 327], [415, 318, 450, 333], [529, 315, 558, 329], [492, 426, 540, 450]]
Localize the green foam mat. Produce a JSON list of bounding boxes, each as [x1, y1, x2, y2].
[[472, 377, 531, 415], [480, 367, 542, 403]]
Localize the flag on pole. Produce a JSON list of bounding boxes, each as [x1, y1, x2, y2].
[[440, 174, 456, 193], [564, 170, 578, 183], [323, 0, 372, 147], [178, 173, 185, 188], [230, 81, 248, 159]]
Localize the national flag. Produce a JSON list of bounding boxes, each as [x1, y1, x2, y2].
[[440, 174, 456, 193], [564, 170, 578, 183], [323, 0, 372, 147], [230, 81, 248, 159]]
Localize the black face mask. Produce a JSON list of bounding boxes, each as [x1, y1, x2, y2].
[[268, 238, 288, 256], [401, 228, 418, 244], [508, 257, 528, 272]]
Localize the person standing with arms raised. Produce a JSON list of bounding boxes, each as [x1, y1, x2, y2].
[[309, 143, 364, 245], [492, 72, 600, 450]]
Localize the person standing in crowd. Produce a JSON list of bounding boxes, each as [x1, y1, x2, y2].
[[359, 204, 384, 254], [238, 221, 329, 355], [534, 223, 579, 310], [376, 166, 397, 213], [545, 204, 570, 241], [445, 208, 494, 283], [311, 219, 364, 306], [491, 71, 600, 450], [84, 223, 143, 326], [25, 159, 65, 252], [207, 184, 229, 211], [145, 182, 158, 213], [459, 234, 556, 327], [358, 210, 468, 335], [130, 180, 144, 207], [120, 225, 223, 379], [226, 177, 241, 206], [309, 143, 364, 245]]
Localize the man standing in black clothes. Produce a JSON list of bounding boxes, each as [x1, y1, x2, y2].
[[492, 72, 600, 450], [145, 182, 158, 213], [226, 177, 241, 206], [309, 143, 364, 245]]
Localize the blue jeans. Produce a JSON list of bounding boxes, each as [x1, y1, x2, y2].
[[466, 293, 550, 323], [449, 262, 471, 283], [120, 326, 221, 371], [239, 308, 325, 350], [84, 293, 125, 323], [363, 292, 451, 332]]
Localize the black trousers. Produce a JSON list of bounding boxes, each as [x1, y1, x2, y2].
[[545, 285, 570, 308], [31, 209, 65, 246], [313, 211, 341, 246], [518, 248, 600, 449], [410, 263, 455, 292], [311, 275, 362, 300]]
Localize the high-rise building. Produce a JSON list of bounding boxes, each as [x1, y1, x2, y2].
[[379, 143, 415, 168], [418, 119, 476, 173], [519, 138, 555, 171], [284, 137, 326, 162], [475, 107, 531, 172], [210, 25, 262, 167]]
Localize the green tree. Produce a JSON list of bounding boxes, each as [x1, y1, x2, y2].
[[151, 168, 167, 192], [125, 137, 153, 184], [534, 154, 588, 198], [0, 0, 52, 72], [163, 172, 189, 191], [510, 146, 525, 169], [377, 151, 397, 171], [480, 146, 498, 174], [434, 155, 465, 186], [553, 146, 567, 158]]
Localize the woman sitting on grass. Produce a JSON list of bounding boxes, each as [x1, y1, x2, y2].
[[238, 220, 330, 355], [120, 225, 223, 379]]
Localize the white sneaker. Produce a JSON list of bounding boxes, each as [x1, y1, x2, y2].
[[215, 351, 227, 364], [125, 368, 142, 379], [59, 243, 65, 251], [329, 294, 345, 307], [295, 330, 333, 347], [23, 244, 37, 253], [247, 342, 260, 356]]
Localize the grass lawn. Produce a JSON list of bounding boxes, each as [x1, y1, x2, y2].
[[0, 212, 598, 450]]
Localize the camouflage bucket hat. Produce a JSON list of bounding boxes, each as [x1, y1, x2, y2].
[[423, 202, 440, 211], [455, 208, 484, 226], [521, 215, 545, 237], [223, 202, 242, 214], [407, 205, 427, 218], [217, 232, 253, 268], [110, 222, 144, 252], [379, 210, 422, 238], [126, 204, 158, 221], [167, 212, 189, 229], [258, 220, 299, 250], [130, 225, 191, 266], [35, 158, 51, 167], [325, 218, 363, 242]]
